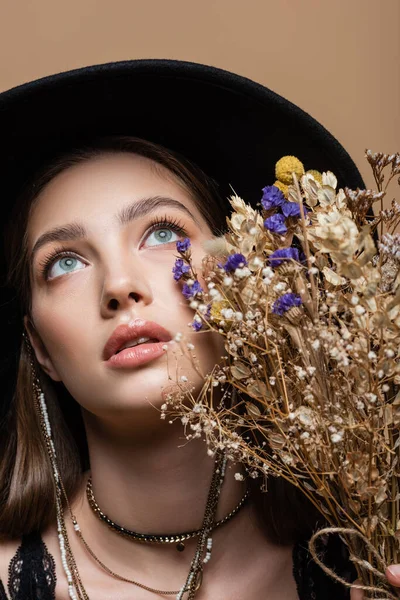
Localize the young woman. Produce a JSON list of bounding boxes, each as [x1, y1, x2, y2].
[[0, 60, 399, 599]]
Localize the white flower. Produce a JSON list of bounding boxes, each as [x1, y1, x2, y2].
[[273, 281, 286, 292], [209, 288, 222, 299], [235, 311, 243, 321], [311, 339, 320, 350], [221, 308, 234, 319], [223, 276, 233, 286], [365, 393, 377, 403], [189, 300, 199, 309], [355, 305, 366, 316], [250, 256, 263, 268], [262, 267, 274, 284], [330, 432, 344, 443], [237, 266, 252, 278], [368, 351, 377, 360], [180, 375, 188, 382], [187, 343, 195, 350], [174, 332, 183, 342], [234, 473, 244, 481]]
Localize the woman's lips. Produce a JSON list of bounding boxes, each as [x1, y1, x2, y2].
[[105, 340, 169, 369], [103, 319, 172, 361]]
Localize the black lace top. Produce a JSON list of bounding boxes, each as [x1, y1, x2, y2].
[[0, 530, 355, 599]]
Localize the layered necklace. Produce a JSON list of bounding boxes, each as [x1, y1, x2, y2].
[[86, 475, 249, 552], [28, 336, 248, 599]]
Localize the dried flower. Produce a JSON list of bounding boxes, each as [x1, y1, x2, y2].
[[176, 237, 191, 252], [222, 253, 248, 272], [281, 200, 307, 218], [275, 155, 305, 184], [172, 258, 190, 281], [264, 213, 287, 234], [261, 185, 286, 210], [182, 280, 203, 299], [164, 151, 400, 599], [272, 293, 302, 316], [268, 247, 302, 267]]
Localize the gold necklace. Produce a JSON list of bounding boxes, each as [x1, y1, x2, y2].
[[86, 475, 249, 551], [50, 447, 223, 599], [70, 450, 226, 597], [28, 337, 226, 599]]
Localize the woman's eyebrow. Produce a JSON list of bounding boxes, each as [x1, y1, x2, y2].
[[30, 196, 199, 266]]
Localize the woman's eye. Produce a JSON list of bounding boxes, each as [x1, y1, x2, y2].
[[144, 227, 181, 247], [47, 255, 86, 280]]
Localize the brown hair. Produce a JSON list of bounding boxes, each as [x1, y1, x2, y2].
[[0, 135, 321, 544]]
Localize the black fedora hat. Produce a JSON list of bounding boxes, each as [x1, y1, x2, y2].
[[0, 58, 365, 415]]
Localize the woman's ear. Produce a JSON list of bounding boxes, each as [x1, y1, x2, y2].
[[23, 315, 62, 382]]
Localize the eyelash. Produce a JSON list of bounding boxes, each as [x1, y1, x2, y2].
[[38, 215, 188, 280]]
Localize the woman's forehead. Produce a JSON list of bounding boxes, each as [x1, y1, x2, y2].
[[27, 153, 204, 241]]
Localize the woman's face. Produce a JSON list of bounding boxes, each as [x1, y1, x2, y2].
[[25, 153, 224, 420]]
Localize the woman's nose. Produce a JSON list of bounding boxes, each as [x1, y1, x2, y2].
[[100, 260, 153, 316]]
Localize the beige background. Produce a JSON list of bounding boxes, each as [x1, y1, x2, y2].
[[1, 0, 399, 200]]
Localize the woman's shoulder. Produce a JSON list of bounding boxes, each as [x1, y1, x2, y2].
[[0, 531, 57, 600]]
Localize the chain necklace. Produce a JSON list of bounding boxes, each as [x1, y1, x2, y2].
[[86, 475, 249, 551], [33, 375, 225, 598], [27, 335, 229, 599], [71, 450, 226, 598]]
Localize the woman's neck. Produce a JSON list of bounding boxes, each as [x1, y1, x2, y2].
[[78, 406, 246, 536], [56, 407, 297, 599]]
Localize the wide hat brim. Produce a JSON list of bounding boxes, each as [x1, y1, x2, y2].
[[0, 58, 365, 414]]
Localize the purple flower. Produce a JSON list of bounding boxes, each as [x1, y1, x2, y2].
[[222, 253, 248, 272], [272, 293, 302, 316], [261, 186, 285, 210], [264, 213, 287, 235], [281, 201, 308, 219], [176, 238, 191, 252], [182, 280, 203, 299], [172, 258, 190, 281], [191, 319, 203, 331], [268, 247, 301, 267]]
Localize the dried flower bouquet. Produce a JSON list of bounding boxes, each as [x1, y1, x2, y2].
[[162, 152, 400, 597]]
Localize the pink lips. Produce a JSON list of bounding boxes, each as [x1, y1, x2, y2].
[[103, 319, 172, 368]]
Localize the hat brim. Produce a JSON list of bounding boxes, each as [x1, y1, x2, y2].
[[0, 58, 364, 410]]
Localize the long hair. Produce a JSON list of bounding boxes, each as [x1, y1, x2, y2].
[[0, 135, 321, 543]]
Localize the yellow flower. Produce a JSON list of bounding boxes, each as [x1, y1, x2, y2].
[[275, 156, 305, 185], [210, 300, 230, 321], [273, 180, 289, 197], [306, 169, 323, 185]]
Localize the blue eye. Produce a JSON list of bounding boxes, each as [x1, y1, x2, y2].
[[145, 227, 180, 247], [45, 254, 86, 280], [39, 218, 189, 280]]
